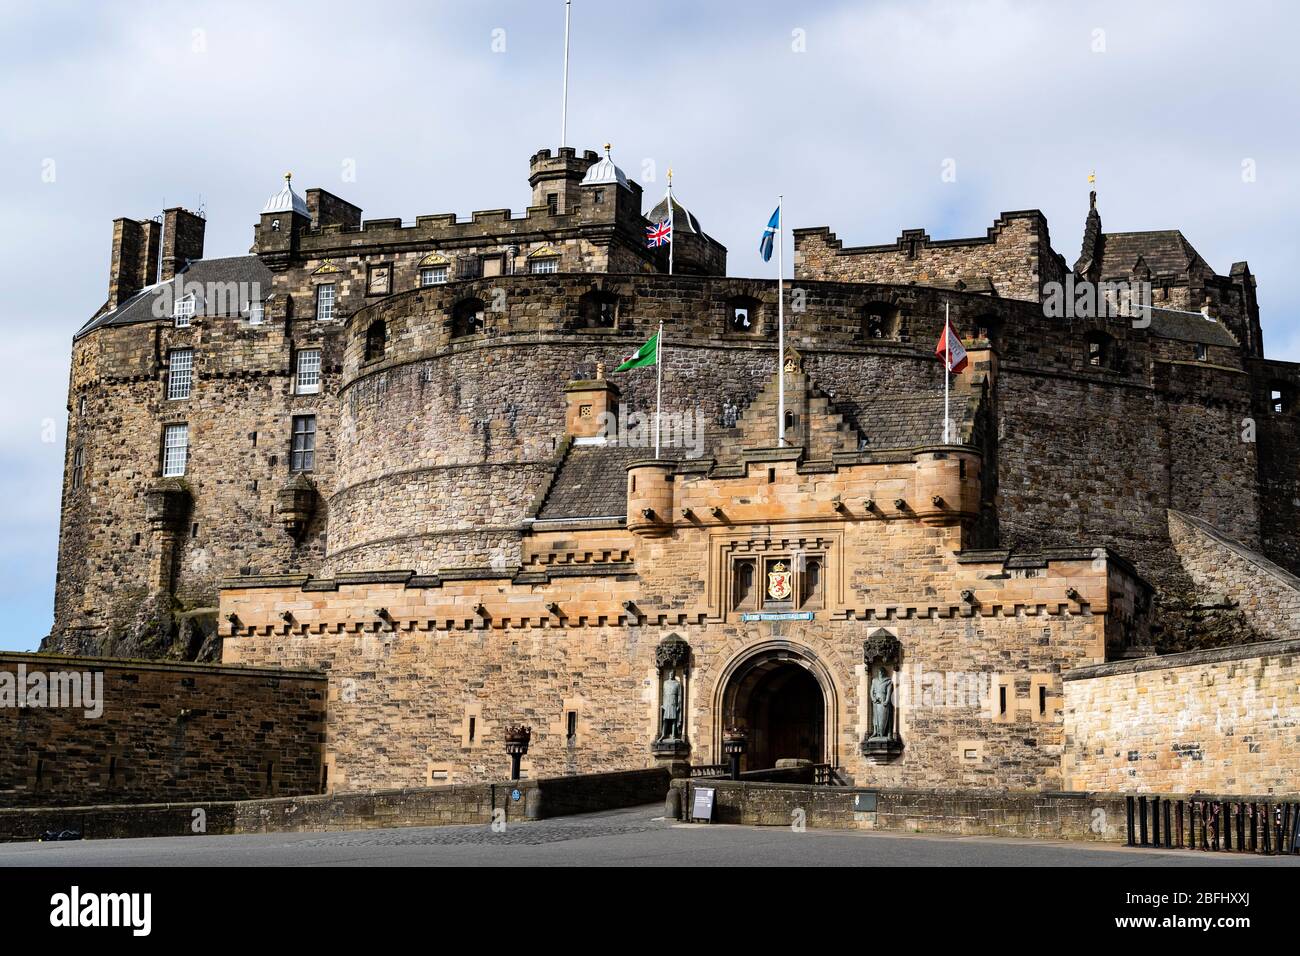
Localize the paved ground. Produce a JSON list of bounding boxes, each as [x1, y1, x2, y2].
[[2, 804, 1296, 866]]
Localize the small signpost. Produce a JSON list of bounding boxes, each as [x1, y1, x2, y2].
[[691, 786, 715, 823]]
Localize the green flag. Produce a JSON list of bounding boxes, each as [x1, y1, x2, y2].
[[614, 332, 658, 372]]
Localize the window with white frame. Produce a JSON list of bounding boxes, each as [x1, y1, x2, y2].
[[420, 266, 448, 287], [529, 257, 559, 274], [173, 293, 195, 327], [316, 284, 336, 322], [248, 299, 265, 324], [290, 415, 316, 472], [162, 423, 189, 477], [167, 348, 193, 400], [296, 349, 321, 394]]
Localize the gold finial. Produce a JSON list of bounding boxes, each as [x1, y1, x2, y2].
[[667, 166, 673, 183], [1087, 169, 1096, 185], [603, 142, 611, 156], [284, 171, 292, 184]]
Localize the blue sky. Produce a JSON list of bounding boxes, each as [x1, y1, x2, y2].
[[1, 0, 1297, 651]]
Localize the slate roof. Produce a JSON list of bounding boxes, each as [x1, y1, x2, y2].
[[1096, 230, 1213, 280], [535, 390, 968, 521], [537, 444, 694, 520], [837, 393, 963, 450], [647, 195, 703, 234], [76, 255, 274, 339], [1147, 309, 1239, 347]]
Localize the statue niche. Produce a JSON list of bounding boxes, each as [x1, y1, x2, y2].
[[862, 629, 903, 759], [651, 634, 691, 762]]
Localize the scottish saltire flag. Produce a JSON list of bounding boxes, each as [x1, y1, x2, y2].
[[759, 206, 780, 261], [935, 318, 969, 373], [646, 219, 672, 248]]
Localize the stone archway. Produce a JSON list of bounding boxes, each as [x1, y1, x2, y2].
[[714, 641, 838, 771]]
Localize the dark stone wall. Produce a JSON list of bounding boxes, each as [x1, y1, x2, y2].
[[0, 653, 325, 808]]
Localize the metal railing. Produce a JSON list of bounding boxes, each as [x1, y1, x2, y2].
[[1125, 795, 1300, 854]]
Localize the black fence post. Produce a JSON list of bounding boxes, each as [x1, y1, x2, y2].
[[1125, 795, 1136, 847], [1164, 799, 1173, 848], [1223, 801, 1232, 851], [1138, 796, 1149, 847], [1176, 799, 1185, 849], [1152, 796, 1161, 848]]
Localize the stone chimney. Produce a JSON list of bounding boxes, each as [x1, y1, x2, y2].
[[108, 217, 161, 310], [161, 207, 206, 282], [564, 362, 620, 439]]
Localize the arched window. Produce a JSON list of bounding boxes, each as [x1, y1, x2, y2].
[[863, 302, 899, 340], [364, 319, 386, 362], [578, 290, 619, 329], [1084, 330, 1114, 369], [726, 295, 761, 334], [451, 298, 486, 338]]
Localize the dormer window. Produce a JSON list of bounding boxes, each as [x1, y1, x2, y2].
[[1194, 343, 1208, 362], [248, 299, 265, 325], [173, 293, 194, 327]]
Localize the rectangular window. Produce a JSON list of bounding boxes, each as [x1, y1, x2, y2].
[[290, 415, 316, 473], [167, 348, 193, 400], [529, 258, 559, 274], [566, 711, 577, 743], [248, 299, 265, 324], [316, 284, 336, 322], [173, 293, 194, 327], [71, 447, 84, 490], [1194, 343, 1208, 361], [162, 423, 188, 477], [296, 349, 321, 395], [420, 266, 448, 286]]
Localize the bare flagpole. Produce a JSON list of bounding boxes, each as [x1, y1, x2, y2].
[[667, 168, 674, 277], [560, 0, 572, 147], [777, 194, 785, 447], [655, 319, 664, 457], [943, 303, 951, 444]]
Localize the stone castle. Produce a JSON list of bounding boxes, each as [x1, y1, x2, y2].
[[42, 144, 1300, 795]]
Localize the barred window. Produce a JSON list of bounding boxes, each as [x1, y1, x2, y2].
[[162, 423, 188, 477], [316, 284, 336, 322], [529, 257, 559, 274], [420, 266, 448, 286], [167, 348, 193, 400], [173, 293, 194, 327], [290, 415, 316, 473], [296, 349, 321, 395]]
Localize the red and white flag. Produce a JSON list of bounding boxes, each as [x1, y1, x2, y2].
[[935, 318, 969, 373]]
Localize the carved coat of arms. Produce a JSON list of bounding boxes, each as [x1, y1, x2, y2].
[[767, 561, 792, 601]]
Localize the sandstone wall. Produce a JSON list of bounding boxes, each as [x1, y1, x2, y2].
[[1062, 639, 1300, 795], [0, 653, 325, 807]]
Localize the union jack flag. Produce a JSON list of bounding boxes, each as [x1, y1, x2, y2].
[[645, 218, 672, 248]]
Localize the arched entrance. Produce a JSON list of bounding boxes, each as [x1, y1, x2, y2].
[[715, 642, 837, 771]]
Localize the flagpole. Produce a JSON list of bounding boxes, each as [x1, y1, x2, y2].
[[777, 194, 785, 447], [943, 303, 951, 445], [666, 171, 674, 277], [560, 0, 572, 147], [655, 319, 664, 458]]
